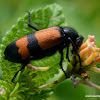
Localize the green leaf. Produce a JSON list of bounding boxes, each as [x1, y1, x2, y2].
[[0, 80, 27, 100], [0, 3, 65, 99]]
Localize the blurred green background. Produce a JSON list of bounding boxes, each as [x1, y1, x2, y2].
[[0, 0, 100, 100]]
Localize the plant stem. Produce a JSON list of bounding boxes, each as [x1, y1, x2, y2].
[[88, 67, 100, 73], [39, 59, 73, 89]]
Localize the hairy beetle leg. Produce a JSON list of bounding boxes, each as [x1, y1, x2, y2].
[[66, 47, 70, 62], [59, 49, 69, 79], [26, 64, 51, 71], [12, 65, 25, 82]]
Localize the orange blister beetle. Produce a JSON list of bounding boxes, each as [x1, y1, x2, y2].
[[4, 11, 84, 82]]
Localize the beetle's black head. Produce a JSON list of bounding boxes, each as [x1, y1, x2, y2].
[[63, 27, 79, 41], [75, 35, 84, 49], [63, 27, 84, 49]]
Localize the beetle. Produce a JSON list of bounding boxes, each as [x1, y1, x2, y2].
[[4, 11, 84, 82]]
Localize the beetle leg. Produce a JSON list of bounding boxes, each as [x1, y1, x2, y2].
[[66, 47, 70, 62], [68, 37, 81, 66], [27, 11, 39, 31], [26, 64, 50, 71], [12, 65, 25, 82], [59, 49, 69, 79]]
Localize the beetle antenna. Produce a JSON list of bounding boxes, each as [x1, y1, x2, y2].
[[68, 37, 81, 66], [26, 10, 39, 31]]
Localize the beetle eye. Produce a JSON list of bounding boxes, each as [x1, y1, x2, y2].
[[3, 56, 7, 60]]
